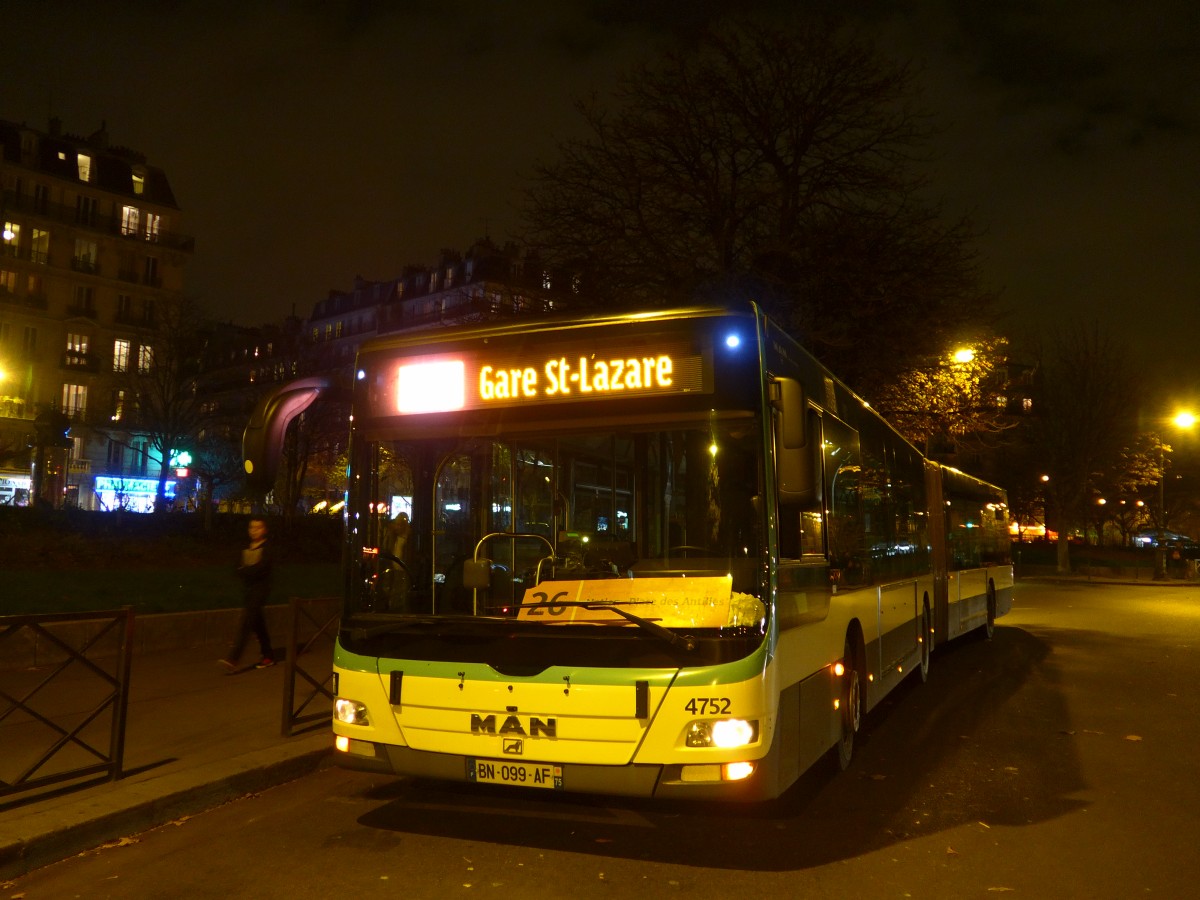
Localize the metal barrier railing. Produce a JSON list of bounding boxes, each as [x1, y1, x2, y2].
[[0, 608, 134, 800], [281, 597, 339, 737]]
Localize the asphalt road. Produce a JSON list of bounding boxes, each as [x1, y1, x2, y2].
[[8, 579, 1200, 899]]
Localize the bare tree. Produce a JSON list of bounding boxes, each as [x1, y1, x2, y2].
[[521, 14, 996, 397], [105, 297, 210, 512], [1028, 323, 1139, 572]]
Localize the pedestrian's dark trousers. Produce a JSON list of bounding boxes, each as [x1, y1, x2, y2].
[[228, 593, 272, 662]]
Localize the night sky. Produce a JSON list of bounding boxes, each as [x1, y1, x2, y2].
[[4, 0, 1198, 403]]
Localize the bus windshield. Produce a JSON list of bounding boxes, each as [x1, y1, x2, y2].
[[347, 420, 768, 646]]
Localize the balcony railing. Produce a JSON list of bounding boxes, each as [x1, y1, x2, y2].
[[61, 350, 101, 372], [2, 190, 195, 253]]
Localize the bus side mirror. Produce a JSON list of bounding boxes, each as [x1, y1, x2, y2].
[[242, 376, 331, 494], [771, 377, 820, 506]]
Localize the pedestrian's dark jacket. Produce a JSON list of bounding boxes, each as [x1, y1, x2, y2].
[[237, 538, 274, 603]]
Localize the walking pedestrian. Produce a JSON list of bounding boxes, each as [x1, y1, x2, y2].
[[219, 517, 275, 670]]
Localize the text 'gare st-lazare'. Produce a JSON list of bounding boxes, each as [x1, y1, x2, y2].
[[395, 347, 706, 414]]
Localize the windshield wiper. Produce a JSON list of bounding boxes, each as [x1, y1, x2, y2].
[[567, 600, 696, 651]]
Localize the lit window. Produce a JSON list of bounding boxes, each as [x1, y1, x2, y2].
[[77, 153, 92, 182], [66, 333, 89, 362], [121, 206, 140, 236], [62, 383, 88, 416], [2, 221, 17, 244], [335, 321, 343, 337], [132, 173, 145, 195], [542, 271, 552, 290], [138, 344, 154, 374], [0, 269, 14, 293], [145, 213, 161, 241], [112, 390, 126, 422], [113, 339, 131, 372]]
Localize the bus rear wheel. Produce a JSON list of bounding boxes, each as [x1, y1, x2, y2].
[[918, 599, 932, 683], [837, 638, 862, 771]]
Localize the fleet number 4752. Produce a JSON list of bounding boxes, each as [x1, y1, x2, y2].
[[684, 697, 731, 714]]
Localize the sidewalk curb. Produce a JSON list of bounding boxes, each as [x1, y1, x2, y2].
[[0, 746, 333, 881]]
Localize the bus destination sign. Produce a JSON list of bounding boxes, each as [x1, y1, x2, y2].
[[391, 345, 709, 415]]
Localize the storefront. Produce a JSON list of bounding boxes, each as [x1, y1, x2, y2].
[[93, 475, 177, 513]]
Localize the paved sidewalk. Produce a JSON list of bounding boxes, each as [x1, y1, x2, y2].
[[0, 642, 335, 880]]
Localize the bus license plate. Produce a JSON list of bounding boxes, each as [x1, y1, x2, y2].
[[469, 758, 563, 789]]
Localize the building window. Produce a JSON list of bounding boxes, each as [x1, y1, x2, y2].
[[121, 206, 140, 236], [62, 383, 88, 417], [132, 438, 150, 475], [30, 228, 49, 264], [117, 294, 133, 321], [66, 332, 89, 366], [1, 221, 17, 248], [145, 213, 161, 241], [137, 344, 154, 373], [71, 285, 95, 315], [325, 324, 332, 340], [76, 196, 97, 226], [311, 327, 318, 342], [22, 326, 37, 355], [335, 321, 343, 338], [111, 390, 126, 422], [0, 269, 15, 293], [77, 153, 92, 182], [113, 338, 131, 372], [143, 256, 159, 286], [33, 184, 49, 213], [132, 173, 145, 195], [107, 439, 124, 466], [73, 238, 98, 272], [142, 297, 155, 324]]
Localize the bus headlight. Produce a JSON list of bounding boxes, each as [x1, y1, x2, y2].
[[684, 718, 758, 749], [334, 698, 370, 726]]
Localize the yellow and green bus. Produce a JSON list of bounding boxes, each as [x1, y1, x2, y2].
[[245, 302, 1011, 800]]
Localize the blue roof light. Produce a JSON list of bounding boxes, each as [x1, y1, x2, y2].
[[725, 333, 741, 349]]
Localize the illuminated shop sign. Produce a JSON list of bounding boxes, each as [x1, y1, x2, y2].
[[95, 476, 176, 495], [391, 344, 708, 415]]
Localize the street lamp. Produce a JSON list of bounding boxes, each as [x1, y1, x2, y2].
[[1154, 411, 1196, 579]]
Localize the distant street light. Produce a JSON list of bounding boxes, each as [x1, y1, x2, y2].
[[1155, 411, 1197, 579]]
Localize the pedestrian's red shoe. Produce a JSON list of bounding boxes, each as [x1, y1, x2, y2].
[[255, 658, 275, 669]]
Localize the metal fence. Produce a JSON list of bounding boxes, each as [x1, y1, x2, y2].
[[0, 608, 134, 800], [280, 597, 339, 737]]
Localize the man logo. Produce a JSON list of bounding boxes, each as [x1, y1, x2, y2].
[[470, 713, 557, 739], [503, 739, 524, 755]]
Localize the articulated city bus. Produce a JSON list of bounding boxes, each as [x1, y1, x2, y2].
[[244, 302, 1011, 801]]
